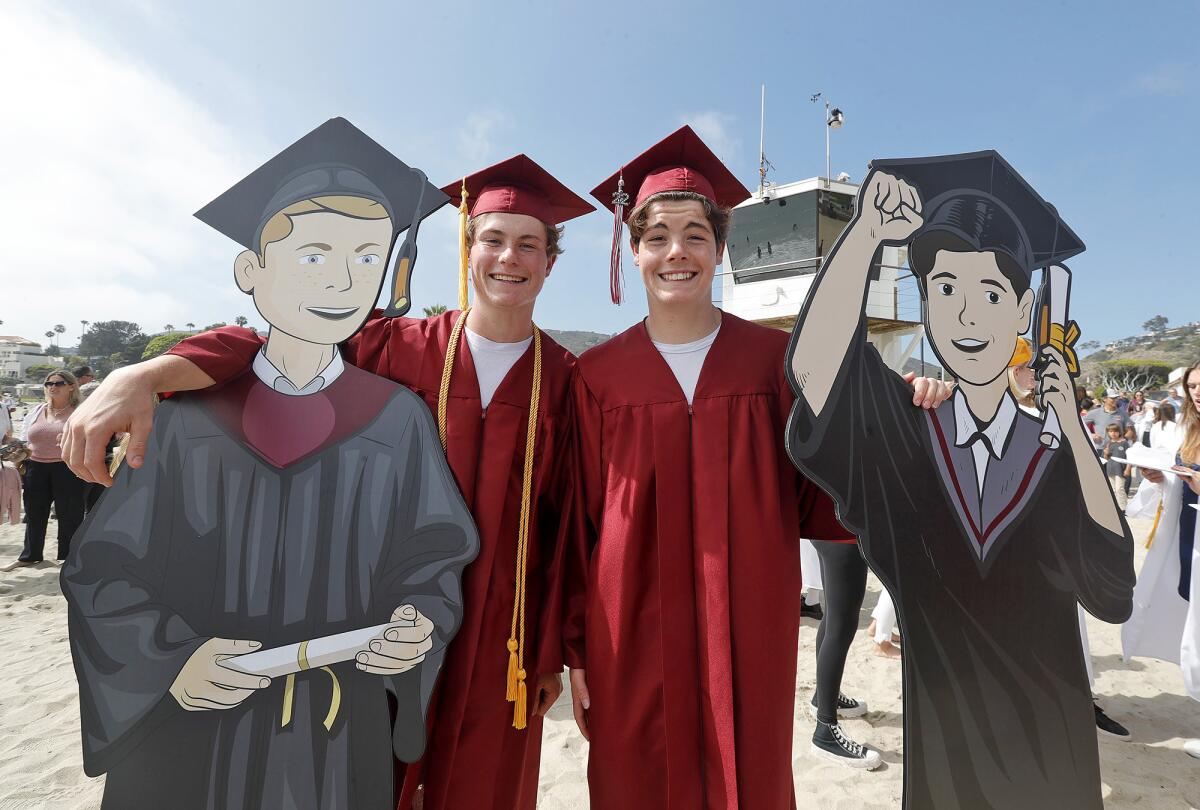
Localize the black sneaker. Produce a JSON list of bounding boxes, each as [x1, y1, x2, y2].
[[1094, 703, 1131, 740], [801, 601, 824, 621], [810, 721, 882, 770], [810, 692, 868, 718]]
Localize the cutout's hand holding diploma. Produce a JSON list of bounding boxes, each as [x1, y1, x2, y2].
[[170, 638, 269, 711], [1036, 345, 1076, 442], [355, 605, 434, 676]]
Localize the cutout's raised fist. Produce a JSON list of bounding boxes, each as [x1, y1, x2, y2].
[[860, 170, 924, 244]]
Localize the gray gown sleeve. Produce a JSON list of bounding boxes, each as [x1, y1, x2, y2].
[[59, 402, 206, 776], [372, 390, 479, 762]]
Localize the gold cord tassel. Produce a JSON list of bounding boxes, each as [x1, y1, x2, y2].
[[458, 178, 470, 311], [513, 670, 528, 731], [505, 638, 520, 701]]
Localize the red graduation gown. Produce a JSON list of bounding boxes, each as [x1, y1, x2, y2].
[[167, 310, 575, 810], [564, 312, 851, 810]]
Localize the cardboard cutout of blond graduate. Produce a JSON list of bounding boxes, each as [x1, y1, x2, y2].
[[61, 118, 479, 810], [785, 151, 1135, 809]]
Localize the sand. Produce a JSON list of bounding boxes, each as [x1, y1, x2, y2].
[[1, 514, 1197, 808]]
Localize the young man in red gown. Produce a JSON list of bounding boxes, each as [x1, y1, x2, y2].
[[564, 127, 950, 809]]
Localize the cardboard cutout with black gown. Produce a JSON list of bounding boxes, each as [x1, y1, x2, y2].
[[785, 151, 1136, 809]]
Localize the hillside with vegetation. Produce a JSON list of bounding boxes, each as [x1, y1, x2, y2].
[[544, 329, 611, 356], [1079, 316, 1199, 392]]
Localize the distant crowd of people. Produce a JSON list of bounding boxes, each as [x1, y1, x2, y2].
[[1076, 384, 1189, 509]]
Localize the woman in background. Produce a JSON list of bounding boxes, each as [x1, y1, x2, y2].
[[1124, 361, 1200, 757], [1, 370, 88, 570], [1151, 401, 1182, 453]]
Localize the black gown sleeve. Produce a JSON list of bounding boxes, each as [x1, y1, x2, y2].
[[372, 389, 479, 762], [1041, 453, 1136, 624], [59, 402, 207, 776], [786, 319, 927, 541]]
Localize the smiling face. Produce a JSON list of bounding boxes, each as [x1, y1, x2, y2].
[[1187, 368, 1200, 412], [631, 198, 722, 310], [236, 209, 393, 344], [468, 212, 556, 314], [44, 373, 73, 406], [924, 250, 1034, 386]]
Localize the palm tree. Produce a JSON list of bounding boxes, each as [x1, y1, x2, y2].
[[80, 320, 89, 343], [164, 324, 175, 332], [185, 322, 195, 331], [234, 315, 249, 327], [423, 304, 448, 317], [53, 324, 66, 347], [45, 330, 54, 347]]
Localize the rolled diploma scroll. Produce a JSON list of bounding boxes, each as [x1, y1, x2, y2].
[[1039, 265, 1071, 450], [220, 621, 412, 678]]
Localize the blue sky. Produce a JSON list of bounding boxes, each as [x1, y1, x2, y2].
[[4, 0, 1197, 352]]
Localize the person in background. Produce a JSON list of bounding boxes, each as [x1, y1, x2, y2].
[[1087, 394, 1130, 446], [1, 370, 87, 570], [1151, 402, 1182, 453], [1124, 361, 1200, 758], [0, 391, 11, 443], [1124, 425, 1141, 494], [1135, 400, 1158, 447], [1128, 390, 1146, 418], [1076, 385, 1094, 413], [1101, 423, 1131, 511], [73, 366, 95, 386], [1, 391, 14, 414]]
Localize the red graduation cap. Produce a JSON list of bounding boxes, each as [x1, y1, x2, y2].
[[590, 125, 750, 304], [442, 154, 594, 308]]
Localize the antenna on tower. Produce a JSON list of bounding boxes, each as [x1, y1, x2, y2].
[[758, 84, 775, 199]]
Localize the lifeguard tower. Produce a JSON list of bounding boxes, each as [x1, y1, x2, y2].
[[719, 176, 930, 374]]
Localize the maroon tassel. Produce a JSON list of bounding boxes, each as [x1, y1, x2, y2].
[[610, 174, 629, 305]]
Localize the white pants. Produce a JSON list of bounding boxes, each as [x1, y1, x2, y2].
[[871, 589, 897, 643], [800, 537, 824, 600]]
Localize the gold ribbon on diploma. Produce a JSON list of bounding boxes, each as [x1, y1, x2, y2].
[[1046, 320, 1081, 375], [280, 641, 342, 732]]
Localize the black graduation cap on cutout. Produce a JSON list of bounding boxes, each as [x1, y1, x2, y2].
[[195, 117, 448, 254], [869, 150, 1084, 280]]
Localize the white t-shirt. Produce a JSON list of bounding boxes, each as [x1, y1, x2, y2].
[[464, 327, 533, 409], [651, 325, 721, 406]]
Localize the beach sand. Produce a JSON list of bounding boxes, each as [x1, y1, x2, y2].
[[1, 515, 1197, 808]]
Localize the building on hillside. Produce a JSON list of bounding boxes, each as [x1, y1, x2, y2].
[[718, 176, 931, 375], [0, 336, 64, 379]]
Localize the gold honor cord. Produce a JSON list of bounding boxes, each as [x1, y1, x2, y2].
[[280, 641, 342, 732], [1146, 498, 1165, 550], [437, 308, 543, 729]]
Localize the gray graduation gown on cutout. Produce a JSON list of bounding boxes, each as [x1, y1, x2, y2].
[[61, 377, 478, 810]]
